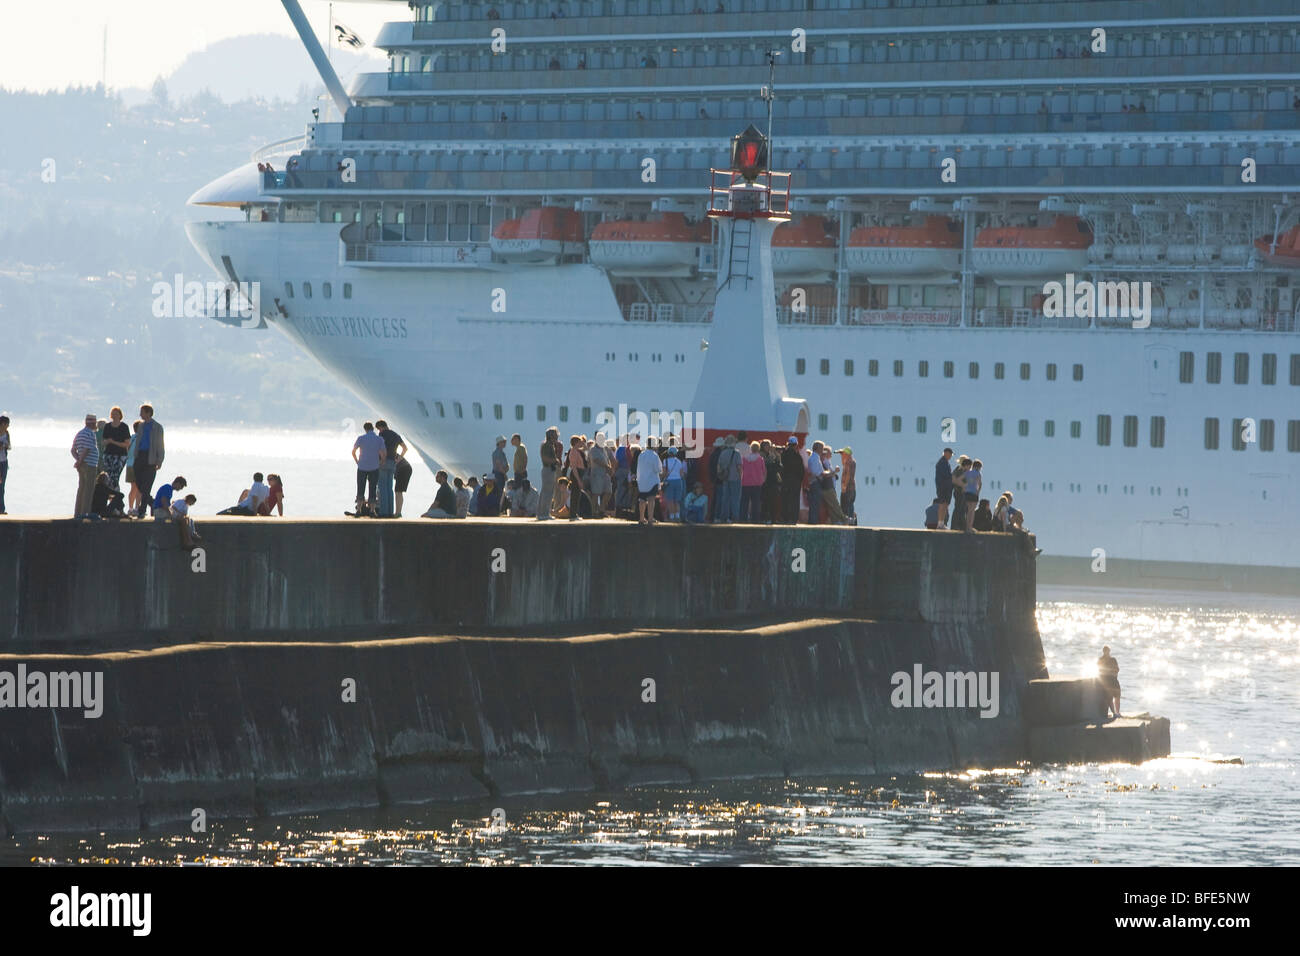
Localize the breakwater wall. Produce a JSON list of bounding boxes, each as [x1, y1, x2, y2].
[[0, 519, 1049, 832]]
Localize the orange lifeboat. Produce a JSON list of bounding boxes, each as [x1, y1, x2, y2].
[[1254, 226, 1300, 268], [845, 216, 960, 278], [588, 213, 712, 276], [772, 216, 837, 279], [490, 207, 584, 263], [973, 216, 1092, 278]]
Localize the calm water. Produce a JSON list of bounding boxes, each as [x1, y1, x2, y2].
[[0, 420, 436, 518], [5, 589, 1297, 866]]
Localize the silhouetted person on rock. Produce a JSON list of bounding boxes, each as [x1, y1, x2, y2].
[[1098, 645, 1121, 719]]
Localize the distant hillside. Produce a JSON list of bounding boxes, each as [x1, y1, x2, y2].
[[164, 33, 383, 105]]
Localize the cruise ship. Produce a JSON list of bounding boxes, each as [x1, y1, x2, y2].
[[186, 0, 1300, 591]]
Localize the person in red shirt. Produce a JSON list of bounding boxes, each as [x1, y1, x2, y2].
[[258, 474, 285, 516]]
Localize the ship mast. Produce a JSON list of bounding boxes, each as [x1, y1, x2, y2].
[[762, 50, 780, 164]]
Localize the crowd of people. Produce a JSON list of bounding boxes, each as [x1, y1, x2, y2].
[[406, 428, 860, 526], [0, 407, 289, 546], [927, 447, 1032, 536]]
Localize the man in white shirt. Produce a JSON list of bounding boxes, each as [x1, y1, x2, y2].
[[805, 441, 825, 524], [635, 443, 664, 525]]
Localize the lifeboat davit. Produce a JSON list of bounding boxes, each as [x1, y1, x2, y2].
[[772, 216, 837, 279], [588, 213, 711, 276], [490, 207, 584, 263], [973, 216, 1092, 278], [844, 216, 960, 278], [1253, 226, 1300, 268]]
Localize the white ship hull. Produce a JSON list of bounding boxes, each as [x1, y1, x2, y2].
[[188, 220, 1300, 575]]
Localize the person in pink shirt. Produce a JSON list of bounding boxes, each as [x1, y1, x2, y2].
[[740, 441, 767, 523]]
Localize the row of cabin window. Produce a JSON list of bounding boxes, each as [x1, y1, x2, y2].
[[283, 282, 353, 300], [1178, 351, 1300, 385], [796, 358, 1084, 381], [428, 1, 1133, 22]]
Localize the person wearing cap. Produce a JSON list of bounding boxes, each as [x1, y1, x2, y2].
[[780, 436, 803, 523], [71, 413, 101, 517], [662, 445, 687, 521], [477, 474, 501, 517], [490, 436, 509, 510], [714, 435, 743, 523], [838, 446, 857, 524]]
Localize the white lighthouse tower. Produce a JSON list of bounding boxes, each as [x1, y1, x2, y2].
[[691, 125, 810, 446]]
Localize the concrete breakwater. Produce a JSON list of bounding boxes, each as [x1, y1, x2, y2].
[[0, 518, 1131, 833]]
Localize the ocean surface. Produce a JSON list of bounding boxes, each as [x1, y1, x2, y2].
[[4, 588, 1297, 866]]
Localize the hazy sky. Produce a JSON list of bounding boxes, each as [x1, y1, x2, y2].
[[0, 0, 395, 92]]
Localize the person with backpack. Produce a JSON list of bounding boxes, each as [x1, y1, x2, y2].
[[714, 435, 742, 523]]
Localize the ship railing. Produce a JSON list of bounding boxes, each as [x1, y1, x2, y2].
[[620, 303, 713, 323], [252, 135, 308, 164], [972, 308, 1090, 329], [845, 308, 959, 327], [777, 306, 838, 326], [343, 241, 493, 266]]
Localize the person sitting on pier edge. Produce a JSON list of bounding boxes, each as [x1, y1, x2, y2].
[[972, 498, 994, 532], [684, 482, 708, 524], [551, 476, 571, 519], [351, 421, 385, 517], [421, 471, 457, 519], [510, 479, 539, 517], [1098, 645, 1122, 719], [452, 476, 470, 517], [779, 437, 803, 523], [537, 426, 562, 521], [635, 441, 664, 526], [91, 471, 125, 519], [934, 448, 954, 528], [259, 473, 285, 516], [994, 494, 1012, 531], [218, 472, 270, 515], [151, 476, 187, 519], [465, 475, 480, 515], [476, 475, 501, 517], [170, 493, 200, 546], [924, 497, 942, 530]]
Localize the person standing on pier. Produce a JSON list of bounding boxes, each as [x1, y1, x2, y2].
[[132, 404, 165, 518], [962, 459, 983, 534], [949, 456, 970, 531], [375, 420, 407, 518], [511, 433, 529, 492], [537, 427, 562, 521], [715, 435, 742, 523], [838, 447, 857, 524], [759, 439, 781, 523], [739, 441, 765, 523], [1098, 646, 1122, 719], [71, 414, 101, 517], [491, 436, 510, 507], [588, 435, 613, 517], [805, 441, 825, 524], [565, 435, 589, 520], [101, 407, 130, 494], [351, 422, 386, 516], [780, 437, 803, 524], [934, 448, 954, 528], [0, 414, 10, 515], [635, 440, 664, 525]]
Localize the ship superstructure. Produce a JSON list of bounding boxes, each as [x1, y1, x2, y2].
[[187, 0, 1300, 587]]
